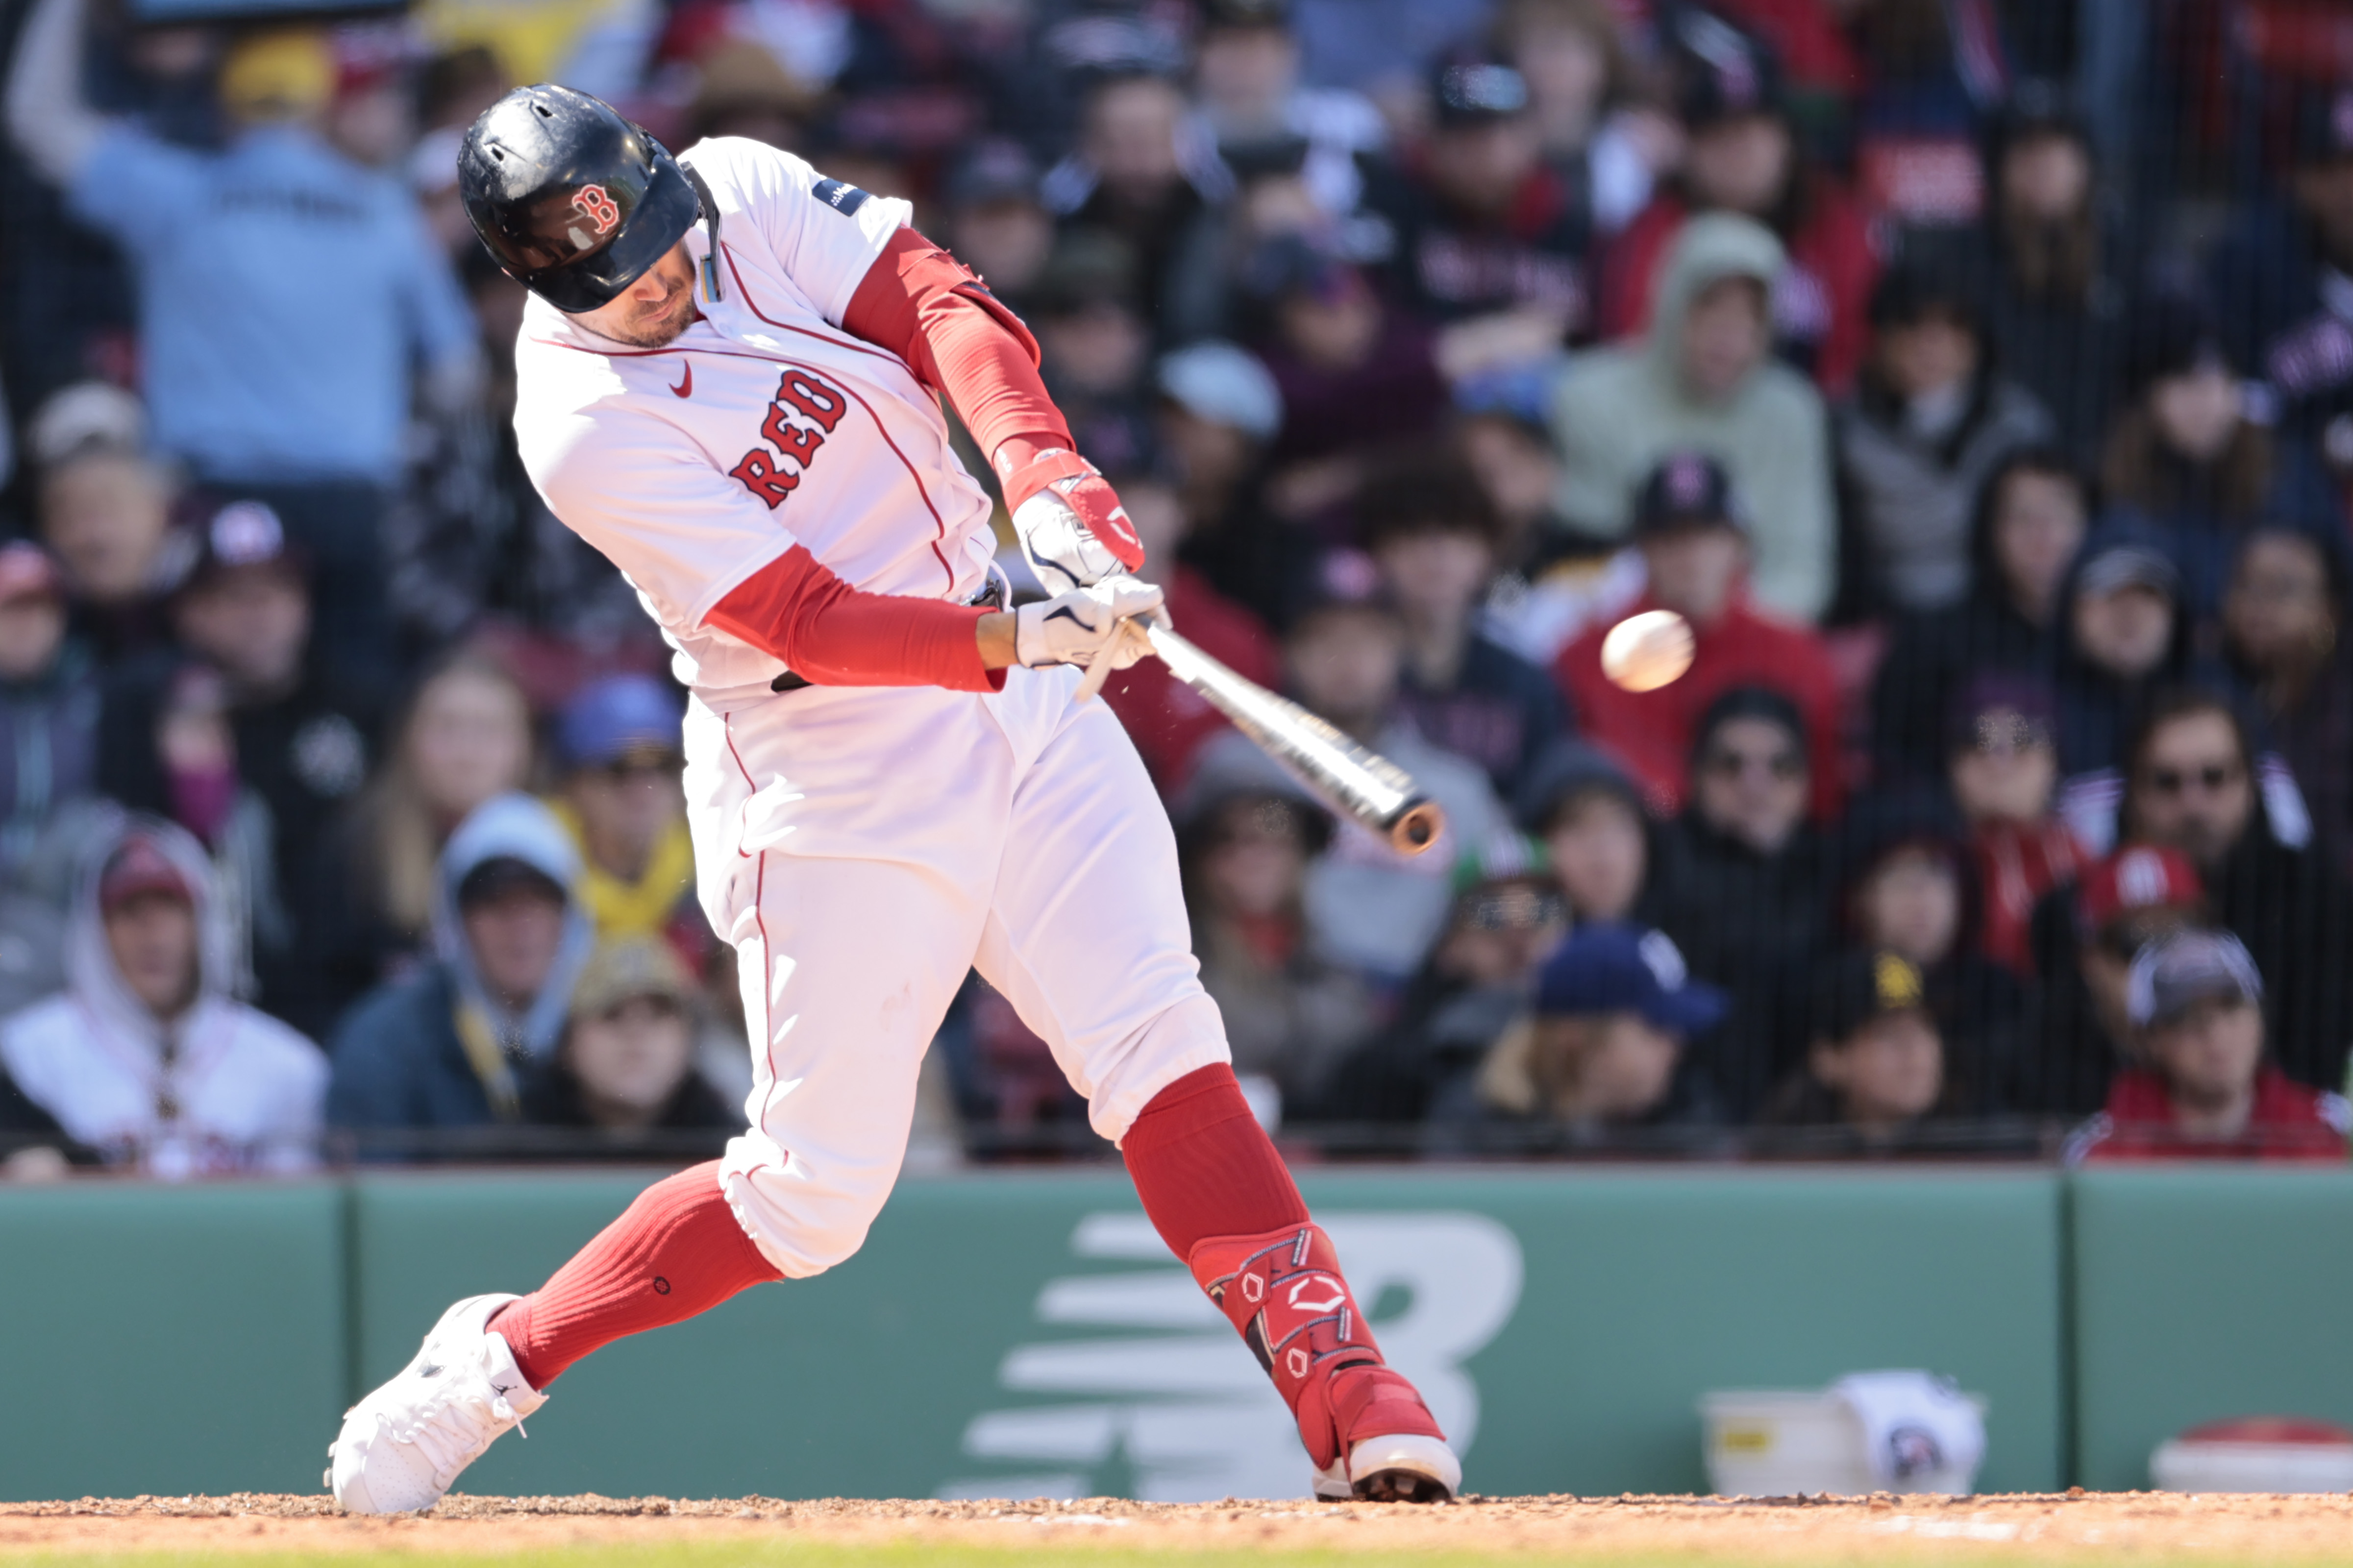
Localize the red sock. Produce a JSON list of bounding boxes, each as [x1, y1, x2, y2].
[[487, 1161, 781, 1390], [1121, 1064, 1309, 1256]]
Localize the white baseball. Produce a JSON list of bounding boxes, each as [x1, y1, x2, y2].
[[1600, 609, 1695, 693]]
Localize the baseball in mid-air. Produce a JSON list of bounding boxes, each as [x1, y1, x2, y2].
[[1600, 609, 1695, 692]]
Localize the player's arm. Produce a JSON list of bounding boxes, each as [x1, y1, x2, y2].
[[841, 227, 1142, 593]]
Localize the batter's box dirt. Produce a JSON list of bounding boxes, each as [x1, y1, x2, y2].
[[5, 1492, 2353, 1565]]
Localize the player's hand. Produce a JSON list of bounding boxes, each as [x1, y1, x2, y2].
[[1014, 576, 1167, 671], [1002, 448, 1145, 594]]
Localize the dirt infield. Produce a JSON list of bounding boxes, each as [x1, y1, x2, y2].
[[6, 1492, 2353, 1565]]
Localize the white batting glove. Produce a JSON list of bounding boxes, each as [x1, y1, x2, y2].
[[1014, 576, 1167, 671], [1002, 449, 1145, 595]]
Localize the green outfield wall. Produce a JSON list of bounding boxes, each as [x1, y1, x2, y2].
[[0, 1166, 2343, 1501]]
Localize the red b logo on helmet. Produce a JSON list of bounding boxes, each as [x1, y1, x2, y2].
[[572, 184, 621, 235]]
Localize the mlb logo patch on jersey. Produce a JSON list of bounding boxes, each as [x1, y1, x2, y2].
[[812, 177, 871, 216]]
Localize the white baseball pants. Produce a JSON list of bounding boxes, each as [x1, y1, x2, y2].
[[686, 663, 1232, 1278]]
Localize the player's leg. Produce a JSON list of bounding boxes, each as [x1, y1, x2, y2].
[[333, 692, 999, 1513], [973, 683, 1457, 1501]]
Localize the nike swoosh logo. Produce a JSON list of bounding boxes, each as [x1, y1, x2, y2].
[[670, 362, 693, 398], [1043, 606, 1090, 628]]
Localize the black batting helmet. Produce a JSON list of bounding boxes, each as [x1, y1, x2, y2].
[[458, 84, 701, 314]]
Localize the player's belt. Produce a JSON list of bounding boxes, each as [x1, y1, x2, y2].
[[769, 567, 1010, 693]]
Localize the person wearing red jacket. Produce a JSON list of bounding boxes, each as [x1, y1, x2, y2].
[[1593, 17, 1878, 395], [1555, 452, 1841, 818], [2075, 928, 2350, 1163]]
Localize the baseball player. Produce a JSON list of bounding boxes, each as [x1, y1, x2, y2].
[[327, 85, 1457, 1511]]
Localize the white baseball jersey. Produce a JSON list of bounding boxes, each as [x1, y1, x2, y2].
[[513, 137, 999, 708]]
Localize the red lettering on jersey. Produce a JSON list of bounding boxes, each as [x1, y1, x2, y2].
[[729, 448, 799, 508], [572, 185, 621, 235], [762, 401, 823, 465], [777, 370, 846, 432]]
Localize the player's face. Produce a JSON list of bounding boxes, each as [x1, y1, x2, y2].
[[574, 242, 699, 348]]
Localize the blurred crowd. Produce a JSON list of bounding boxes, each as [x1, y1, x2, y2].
[[2, 0, 2353, 1174]]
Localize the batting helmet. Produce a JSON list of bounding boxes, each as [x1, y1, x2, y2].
[[458, 84, 702, 314]]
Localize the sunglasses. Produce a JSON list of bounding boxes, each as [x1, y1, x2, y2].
[[2141, 761, 2243, 796], [1704, 748, 1803, 782], [1460, 887, 1567, 931]]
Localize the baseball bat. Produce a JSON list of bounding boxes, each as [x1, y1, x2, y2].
[[1140, 621, 1445, 857]]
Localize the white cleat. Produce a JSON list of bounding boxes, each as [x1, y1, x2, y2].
[[1311, 1433, 1461, 1503], [327, 1293, 545, 1514]]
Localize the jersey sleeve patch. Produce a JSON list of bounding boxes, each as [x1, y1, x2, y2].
[[811, 176, 873, 216]]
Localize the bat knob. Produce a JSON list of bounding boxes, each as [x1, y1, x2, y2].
[[1390, 799, 1444, 858]]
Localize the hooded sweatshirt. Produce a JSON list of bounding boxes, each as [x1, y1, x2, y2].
[[1548, 213, 1836, 623], [327, 793, 594, 1136], [0, 812, 323, 1175]]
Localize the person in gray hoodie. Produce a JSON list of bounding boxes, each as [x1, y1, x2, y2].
[[1547, 212, 1836, 623], [325, 792, 594, 1149]]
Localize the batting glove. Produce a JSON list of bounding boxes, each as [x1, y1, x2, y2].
[[1014, 576, 1167, 670], [1003, 448, 1145, 594]]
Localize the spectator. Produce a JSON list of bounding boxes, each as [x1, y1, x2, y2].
[[0, 543, 99, 881], [1317, 831, 1567, 1132], [2076, 929, 2350, 1163], [1044, 71, 1220, 332], [6, 0, 479, 679], [33, 421, 179, 666], [2114, 690, 2353, 1095], [2049, 521, 2196, 795], [549, 675, 694, 951], [1097, 475, 1281, 793], [1189, 0, 1385, 219], [1650, 686, 1833, 1113], [1758, 949, 1951, 1152], [1597, 13, 1878, 394], [1361, 453, 1565, 800], [2099, 293, 2338, 616], [940, 140, 1056, 321], [1554, 453, 1841, 817], [1488, 0, 1657, 236], [1924, 91, 2129, 465], [2021, 843, 2206, 1118], [1362, 58, 1586, 334], [1175, 736, 1370, 1117], [317, 656, 536, 1001], [1944, 675, 2084, 975], [327, 793, 594, 1143], [1030, 232, 1155, 479], [681, 41, 820, 152], [2224, 526, 2353, 865], [1869, 449, 2086, 782], [520, 936, 741, 1148], [1836, 259, 2054, 616], [0, 819, 323, 1176], [1157, 342, 1306, 627], [1832, 791, 2023, 1112], [1550, 214, 1836, 622], [1282, 552, 1508, 983], [2207, 85, 2353, 482], [1431, 921, 1725, 1152], [1516, 739, 1653, 926]]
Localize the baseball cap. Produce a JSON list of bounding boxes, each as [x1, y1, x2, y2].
[[945, 138, 1042, 209], [1868, 256, 1986, 333], [1200, 0, 1291, 31], [219, 28, 337, 122], [1816, 949, 1931, 1041], [1669, 9, 1781, 130], [1946, 672, 2057, 756], [559, 674, 683, 769], [1157, 342, 1283, 441], [1288, 547, 1399, 627], [1432, 60, 1530, 128], [456, 854, 569, 911], [2076, 844, 2204, 936], [2076, 539, 2179, 601], [99, 833, 193, 913], [0, 542, 64, 606], [181, 497, 308, 593], [1516, 738, 1644, 832], [1536, 923, 1727, 1036], [570, 935, 696, 1020], [27, 382, 146, 468], [2127, 927, 2263, 1029], [1632, 451, 1743, 538]]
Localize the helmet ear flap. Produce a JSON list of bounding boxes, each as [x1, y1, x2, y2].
[[682, 164, 725, 303]]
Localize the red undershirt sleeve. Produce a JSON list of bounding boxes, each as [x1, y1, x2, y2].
[[841, 226, 1070, 465], [707, 543, 1001, 692]]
